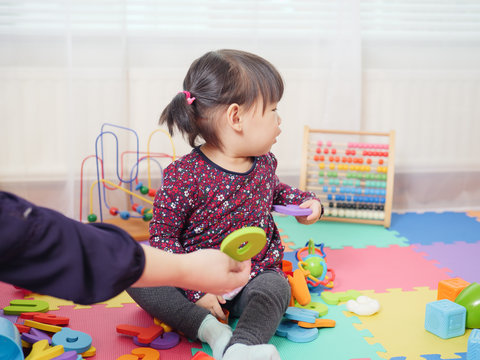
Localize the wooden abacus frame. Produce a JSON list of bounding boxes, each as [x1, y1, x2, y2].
[[299, 126, 396, 227]]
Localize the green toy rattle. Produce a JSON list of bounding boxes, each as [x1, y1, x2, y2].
[[220, 227, 267, 261]]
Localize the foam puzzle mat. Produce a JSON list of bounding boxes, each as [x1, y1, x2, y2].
[[1, 211, 479, 359]]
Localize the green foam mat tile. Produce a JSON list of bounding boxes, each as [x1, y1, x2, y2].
[[274, 215, 408, 250]]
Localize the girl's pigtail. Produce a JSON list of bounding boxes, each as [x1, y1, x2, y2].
[[159, 92, 199, 147]]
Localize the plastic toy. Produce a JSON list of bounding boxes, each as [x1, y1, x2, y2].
[[220, 227, 267, 261], [346, 295, 380, 316], [0, 317, 23, 360], [424, 299, 466, 339], [296, 240, 335, 289], [321, 290, 362, 305], [273, 204, 312, 216], [454, 282, 480, 328], [288, 269, 311, 306], [467, 329, 480, 360]]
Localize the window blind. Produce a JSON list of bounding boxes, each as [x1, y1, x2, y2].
[[1, 0, 479, 39]]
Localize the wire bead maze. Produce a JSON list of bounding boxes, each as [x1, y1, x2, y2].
[[299, 126, 396, 227], [79, 123, 176, 225]]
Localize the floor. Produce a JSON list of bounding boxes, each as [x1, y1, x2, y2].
[[1, 211, 479, 359]]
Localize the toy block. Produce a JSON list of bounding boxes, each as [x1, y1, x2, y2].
[[467, 329, 480, 360], [424, 299, 466, 339], [438, 278, 470, 301]]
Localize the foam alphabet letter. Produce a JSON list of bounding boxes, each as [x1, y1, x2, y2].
[[52, 327, 92, 353], [3, 299, 49, 315]]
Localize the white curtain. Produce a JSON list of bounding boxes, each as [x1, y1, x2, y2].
[[1, 0, 480, 217]]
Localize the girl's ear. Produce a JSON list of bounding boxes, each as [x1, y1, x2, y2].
[[226, 103, 242, 131]]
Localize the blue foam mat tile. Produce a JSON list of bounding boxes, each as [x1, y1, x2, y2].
[[389, 212, 480, 245], [420, 353, 467, 360]]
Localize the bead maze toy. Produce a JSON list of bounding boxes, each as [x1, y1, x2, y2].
[[299, 126, 396, 227], [79, 123, 176, 240]]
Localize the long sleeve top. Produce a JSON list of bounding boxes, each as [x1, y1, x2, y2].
[[149, 148, 318, 302], [0, 191, 145, 304]]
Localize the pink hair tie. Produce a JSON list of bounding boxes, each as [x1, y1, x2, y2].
[[180, 91, 196, 105]]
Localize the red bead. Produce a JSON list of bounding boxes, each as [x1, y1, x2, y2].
[[148, 188, 157, 197], [323, 148, 329, 154], [132, 203, 139, 211], [109, 207, 119, 216]]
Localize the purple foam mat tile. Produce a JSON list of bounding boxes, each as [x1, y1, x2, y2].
[[389, 212, 480, 246], [413, 241, 480, 283]]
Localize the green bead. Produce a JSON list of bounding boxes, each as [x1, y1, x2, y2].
[[140, 186, 149, 195], [143, 212, 153, 221], [87, 213, 97, 223]]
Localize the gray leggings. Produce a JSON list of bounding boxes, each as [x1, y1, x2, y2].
[[127, 270, 291, 347]]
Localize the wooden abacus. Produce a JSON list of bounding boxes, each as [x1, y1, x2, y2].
[[299, 126, 395, 227]]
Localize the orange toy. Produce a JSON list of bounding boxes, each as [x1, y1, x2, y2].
[[438, 278, 470, 302], [192, 351, 215, 359], [288, 269, 311, 306]]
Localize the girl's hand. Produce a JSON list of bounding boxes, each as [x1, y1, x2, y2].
[[296, 199, 323, 225], [196, 293, 227, 320]]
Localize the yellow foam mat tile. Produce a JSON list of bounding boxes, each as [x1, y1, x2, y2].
[[26, 290, 136, 310], [345, 287, 470, 360]]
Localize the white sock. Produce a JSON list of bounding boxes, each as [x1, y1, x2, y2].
[[222, 343, 281, 360], [197, 314, 233, 360]]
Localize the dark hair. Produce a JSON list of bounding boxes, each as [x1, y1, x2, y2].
[[159, 49, 284, 148]]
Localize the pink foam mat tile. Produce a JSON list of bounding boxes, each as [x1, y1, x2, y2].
[[412, 241, 480, 283], [45, 303, 199, 360], [321, 245, 453, 292]]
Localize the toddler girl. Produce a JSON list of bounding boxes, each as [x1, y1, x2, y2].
[[127, 49, 322, 360]]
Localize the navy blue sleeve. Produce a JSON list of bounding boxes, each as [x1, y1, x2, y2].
[[0, 192, 146, 304]]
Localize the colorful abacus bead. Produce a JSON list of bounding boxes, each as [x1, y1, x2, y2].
[[109, 207, 119, 216], [119, 211, 130, 220], [87, 214, 97, 223]]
